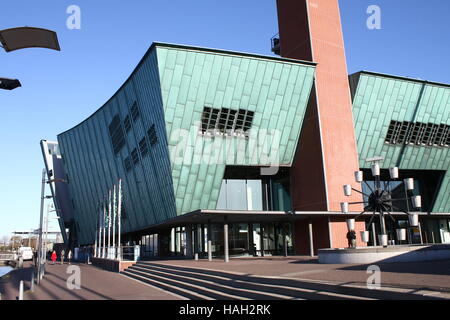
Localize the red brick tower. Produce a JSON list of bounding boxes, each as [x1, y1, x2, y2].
[[276, 0, 365, 253]]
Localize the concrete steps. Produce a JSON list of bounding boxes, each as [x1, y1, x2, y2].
[[122, 261, 424, 300]]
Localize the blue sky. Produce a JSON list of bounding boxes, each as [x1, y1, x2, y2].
[[0, 0, 449, 238]]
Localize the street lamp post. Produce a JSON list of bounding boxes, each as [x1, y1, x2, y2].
[[37, 169, 46, 283], [0, 26, 60, 91], [37, 169, 66, 283]]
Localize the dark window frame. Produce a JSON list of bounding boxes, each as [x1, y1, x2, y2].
[[385, 120, 450, 148], [200, 106, 254, 137]]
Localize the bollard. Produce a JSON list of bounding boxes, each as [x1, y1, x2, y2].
[[30, 272, 35, 292], [19, 280, 24, 300], [194, 253, 198, 261], [207, 240, 212, 262]]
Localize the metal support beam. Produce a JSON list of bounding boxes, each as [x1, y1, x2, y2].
[[418, 221, 424, 244], [207, 221, 212, 261], [308, 219, 314, 257], [371, 223, 377, 246], [224, 219, 229, 263], [260, 224, 264, 257], [327, 217, 333, 248], [19, 281, 24, 300], [207, 240, 212, 261], [193, 224, 199, 257], [185, 224, 193, 258], [37, 169, 46, 285]]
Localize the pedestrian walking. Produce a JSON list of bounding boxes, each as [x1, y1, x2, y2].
[[61, 249, 65, 265], [67, 249, 72, 265], [51, 250, 57, 265]]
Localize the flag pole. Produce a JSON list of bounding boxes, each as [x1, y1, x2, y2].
[[108, 190, 112, 259], [112, 184, 116, 259], [117, 179, 122, 261]]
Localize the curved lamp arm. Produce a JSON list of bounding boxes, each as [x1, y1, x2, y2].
[[0, 27, 60, 52]]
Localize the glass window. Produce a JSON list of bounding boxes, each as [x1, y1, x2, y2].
[[229, 224, 249, 255], [210, 224, 224, 255], [153, 234, 158, 256], [246, 180, 263, 210], [226, 179, 247, 210], [252, 223, 262, 255], [216, 180, 227, 210], [263, 224, 275, 253], [272, 180, 291, 211]]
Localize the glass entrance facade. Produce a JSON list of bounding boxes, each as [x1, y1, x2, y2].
[[216, 167, 292, 212], [175, 222, 295, 258]]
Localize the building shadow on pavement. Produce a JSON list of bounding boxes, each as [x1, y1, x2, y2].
[[338, 259, 450, 277], [124, 262, 446, 300]]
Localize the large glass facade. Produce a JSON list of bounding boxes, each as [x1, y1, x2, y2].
[[140, 233, 158, 258], [216, 167, 292, 211], [156, 221, 295, 258], [190, 222, 294, 257], [229, 224, 250, 255], [169, 226, 185, 256], [217, 179, 263, 210]]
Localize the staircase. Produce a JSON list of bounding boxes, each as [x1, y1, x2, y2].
[[120, 261, 442, 300]]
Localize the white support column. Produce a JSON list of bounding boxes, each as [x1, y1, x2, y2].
[[185, 224, 193, 258], [327, 217, 333, 248], [208, 240, 212, 261], [308, 219, 314, 257], [19, 281, 24, 300], [224, 221, 229, 263], [371, 223, 377, 246], [418, 221, 424, 244]]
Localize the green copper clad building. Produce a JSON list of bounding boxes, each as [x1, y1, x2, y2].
[[56, 43, 317, 251], [42, 0, 450, 257], [350, 71, 450, 244], [44, 43, 450, 256]]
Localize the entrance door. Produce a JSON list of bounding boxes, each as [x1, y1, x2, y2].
[[262, 224, 275, 255], [251, 223, 262, 256], [229, 224, 250, 256], [158, 231, 171, 257]]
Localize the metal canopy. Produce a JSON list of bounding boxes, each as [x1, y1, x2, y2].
[[0, 27, 60, 52], [0, 77, 21, 90]]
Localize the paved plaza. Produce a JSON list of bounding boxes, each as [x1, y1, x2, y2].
[[154, 256, 450, 294], [1, 257, 449, 300]]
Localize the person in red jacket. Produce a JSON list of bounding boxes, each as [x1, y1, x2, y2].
[[51, 251, 57, 265]]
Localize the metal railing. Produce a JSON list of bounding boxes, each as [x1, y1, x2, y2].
[[92, 245, 140, 261], [120, 246, 136, 261]]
